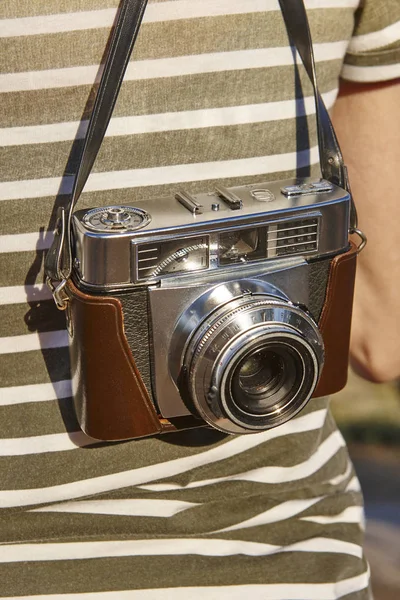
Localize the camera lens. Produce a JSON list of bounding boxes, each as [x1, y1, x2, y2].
[[219, 333, 319, 430], [228, 343, 307, 422], [179, 285, 324, 435], [237, 350, 283, 400], [232, 348, 294, 414]]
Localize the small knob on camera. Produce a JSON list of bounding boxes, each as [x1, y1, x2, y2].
[[103, 207, 131, 226], [83, 205, 151, 232]]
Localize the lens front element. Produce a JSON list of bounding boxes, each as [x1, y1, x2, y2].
[[183, 286, 324, 435], [219, 332, 319, 431], [232, 348, 294, 414]]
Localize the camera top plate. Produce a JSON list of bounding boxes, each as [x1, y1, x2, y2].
[[72, 177, 350, 289]]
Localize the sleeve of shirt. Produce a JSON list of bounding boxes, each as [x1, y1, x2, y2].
[[341, 0, 400, 82]]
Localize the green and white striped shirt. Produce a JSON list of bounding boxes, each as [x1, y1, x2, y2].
[[0, 1, 399, 597]]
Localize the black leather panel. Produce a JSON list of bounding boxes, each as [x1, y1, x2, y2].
[[307, 256, 332, 322], [119, 289, 153, 397]]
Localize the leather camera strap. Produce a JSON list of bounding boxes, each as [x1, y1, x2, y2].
[[45, 0, 357, 301], [278, 0, 357, 231]]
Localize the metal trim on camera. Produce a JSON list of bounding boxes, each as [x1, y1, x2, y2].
[[71, 178, 349, 289]]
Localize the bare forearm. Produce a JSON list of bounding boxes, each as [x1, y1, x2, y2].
[[332, 79, 400, 382]]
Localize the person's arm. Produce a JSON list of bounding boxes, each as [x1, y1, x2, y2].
[[331, 79, 400, 383]]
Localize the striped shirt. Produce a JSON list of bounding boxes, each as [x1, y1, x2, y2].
[[0, 0, 399, 597]]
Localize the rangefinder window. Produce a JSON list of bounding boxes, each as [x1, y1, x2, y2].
[[271, 218, 319, 257], [217, 218, 319, 266], [135, 235, 209, 281], [218, 227, 267, 265]]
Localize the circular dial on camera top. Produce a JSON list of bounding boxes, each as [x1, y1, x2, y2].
[[82, 206, 151, 232]]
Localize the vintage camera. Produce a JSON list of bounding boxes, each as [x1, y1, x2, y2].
[[66, 177, 357, 441]]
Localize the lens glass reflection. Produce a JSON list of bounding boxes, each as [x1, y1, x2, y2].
[[230, 346, 300, 415]]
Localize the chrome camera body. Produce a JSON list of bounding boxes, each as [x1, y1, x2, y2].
[[71, 177, 353, 438]]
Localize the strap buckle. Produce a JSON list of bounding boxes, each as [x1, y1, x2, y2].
[[46, 277, 69, 310]]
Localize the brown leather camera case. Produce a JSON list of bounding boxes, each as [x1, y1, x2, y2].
[[67, 243, 357, 441]]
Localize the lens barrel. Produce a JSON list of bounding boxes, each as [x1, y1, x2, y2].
[[182, 285, 324, 434]]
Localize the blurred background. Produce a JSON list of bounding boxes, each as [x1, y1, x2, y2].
[[331, 370, 400, 600]]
